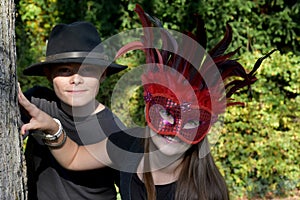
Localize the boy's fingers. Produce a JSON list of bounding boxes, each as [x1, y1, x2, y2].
[[20, 124, 29, 135], [21, 121, 40, 134], [22, 130, 30, 139], [18, 89, 37, 114], [18, 89, 28, 104]]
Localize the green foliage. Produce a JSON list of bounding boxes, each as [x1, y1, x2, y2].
[[106, 51, 146, 127], [212, 51, 300, 199], [197, 0, 300, 53], [16, 0, 300, 198], [16, 0, 60, 90]]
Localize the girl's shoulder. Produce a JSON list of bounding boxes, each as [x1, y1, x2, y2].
[[109, 127, 145, 152]]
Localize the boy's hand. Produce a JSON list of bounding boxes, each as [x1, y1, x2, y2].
[[18, 83, 59, 135]]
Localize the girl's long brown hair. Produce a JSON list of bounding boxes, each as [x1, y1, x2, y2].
[[143, 127, 157, 200], [143, 128, 229, 200]]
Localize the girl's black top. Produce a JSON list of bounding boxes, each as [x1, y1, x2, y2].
[[107, 128, 177, 200]]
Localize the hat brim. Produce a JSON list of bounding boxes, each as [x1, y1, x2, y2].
[[23, 57, 127, 77]]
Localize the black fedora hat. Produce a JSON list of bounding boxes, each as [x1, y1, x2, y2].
[[23, 21, 127, 76]]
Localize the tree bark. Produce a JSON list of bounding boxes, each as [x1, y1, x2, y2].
[[0, 0, 27, 199]]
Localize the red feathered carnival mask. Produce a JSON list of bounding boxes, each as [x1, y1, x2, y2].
[[116, 4, 276, 144]]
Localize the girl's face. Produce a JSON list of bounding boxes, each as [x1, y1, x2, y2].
[[145, 95, 212, 144], [46, 63, 105, 107], [149, 127, 191, 157]]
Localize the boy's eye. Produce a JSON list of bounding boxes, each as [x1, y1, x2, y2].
[[182, 120, 200, 129], [79, 67, 93, 73], [79, 66, 102, 76], [159, 109, 174, 125], [56, 68, 73, 76]]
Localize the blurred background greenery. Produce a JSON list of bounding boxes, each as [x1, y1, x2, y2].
[[16, 0, 299, 199]]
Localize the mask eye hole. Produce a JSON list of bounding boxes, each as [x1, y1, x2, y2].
[[159, 109, 174, 125], [182, 120, 200, 129]]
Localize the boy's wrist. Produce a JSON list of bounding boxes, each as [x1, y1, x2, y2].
[[43, 118, 63, 141]]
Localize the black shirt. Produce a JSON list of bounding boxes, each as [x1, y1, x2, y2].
[[131, 173, 176, 200], [23, 86, 125, 200]]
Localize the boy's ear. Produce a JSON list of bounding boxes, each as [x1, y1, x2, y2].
[[44, 67, 52, 81]]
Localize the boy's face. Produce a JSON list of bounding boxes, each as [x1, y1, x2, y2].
[[46, 63, 105, 107]]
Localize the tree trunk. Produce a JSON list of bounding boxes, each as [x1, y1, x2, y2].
[[0, 0, 27, 199]]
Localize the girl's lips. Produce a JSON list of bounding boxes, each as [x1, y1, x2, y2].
[[161, 135, 181, 144]]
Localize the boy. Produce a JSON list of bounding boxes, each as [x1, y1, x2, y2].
[[21, 21, 127, 200]]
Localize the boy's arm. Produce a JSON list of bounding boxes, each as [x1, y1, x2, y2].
[[18, 84, 111, 170]]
